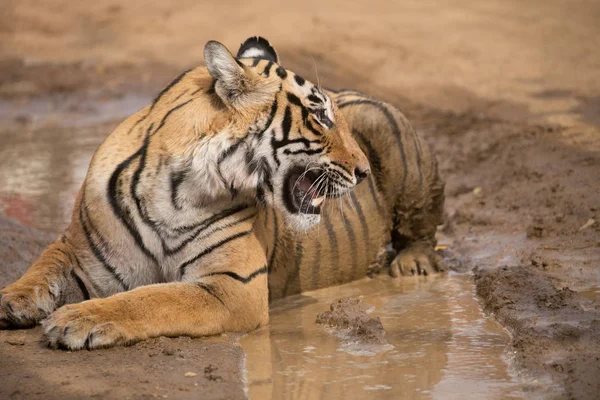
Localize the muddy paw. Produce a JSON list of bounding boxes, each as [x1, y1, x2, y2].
[[389, 245, 444, 277], [0, 284, 60, 329], [43, 303, 128, 350]]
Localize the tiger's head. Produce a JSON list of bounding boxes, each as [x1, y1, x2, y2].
[[203, 37, 370, 230]]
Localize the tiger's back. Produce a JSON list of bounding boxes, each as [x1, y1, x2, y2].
[[266, 90, 445, 300]]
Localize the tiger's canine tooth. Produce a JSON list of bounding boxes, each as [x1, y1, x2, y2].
[[311, 196, 325, 207]]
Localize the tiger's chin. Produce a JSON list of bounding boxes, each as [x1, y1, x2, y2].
[[286, 213, 322, 232]]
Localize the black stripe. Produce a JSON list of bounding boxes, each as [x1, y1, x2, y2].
[[171, 203, 249, 235], [251, 58, 261, 67], [152, 99, 194, 136], [349, 192, 369, 260], [353, 130, 383, 189], [218, 141, 244, 165], [305, 120, 323, 137], [256, 186, 265, 203], [206, 80, 216, 96], [414, 135, 424, 191], [263, 160, 274, 192], [283, 148, 323, 156], [287, 92, 311, 125], [54, 247, 73, 265], [112, 100, 194, 261], [169, 169, 187, 210], [311, 237, 321, 289], [307, 94, 321, 104], [152, 69, 191, 108], [169, 212, 255, 256], [170, 89, 189, 104], [286, 92, 303, 108], [367, 175, 385, 217], [203, 265, 268, 284], [267, 209, 279, 273], [326, 173, 351, 188], [338, 99, 408, 194], [283, 239, 303, 297], [167, 206, 250, 255], [108, 125, 158, 263], [341, 200, 358, 275], [257, 98, 279, 140], [281, 106, 292, 139], [249, 157, 274, 193], [196, 282, 225, 306], [275, 67, 287, 79], [323, 213, 339, 275], [70, 269, 91, 300], [329, 161, 354, 182], [294, 74, 305, 86], [130, 125, 160, 263], [271, 134, 281, 166], [79, 193, 128, 290], [72, 252, 101, 296], [263, 61, 274, 77], [179, 230, 252, 275]]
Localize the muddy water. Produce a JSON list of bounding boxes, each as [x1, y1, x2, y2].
[[2, 97, 526, 399], [0, 95, 149, 232], [242, 274, 526, 399]]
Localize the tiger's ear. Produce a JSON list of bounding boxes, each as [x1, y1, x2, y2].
[[236, 36, 279, 63], [204, 40, 248, 102]]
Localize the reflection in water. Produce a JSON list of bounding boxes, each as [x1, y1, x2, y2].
[[242, 274, 526, 399], [0, 94, 149, 232], [579, 287, 600, 303]]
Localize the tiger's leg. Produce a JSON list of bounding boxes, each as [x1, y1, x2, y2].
[[389, 172, 446, 277], [42, 237, 269, 350], [0, 239, 93, 329]]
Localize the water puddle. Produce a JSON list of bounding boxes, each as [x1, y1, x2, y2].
[[0, 94, 150, 232], [579, 287, 600, 302], [0, 92, 149, 129], [241, 274, 526, 399]]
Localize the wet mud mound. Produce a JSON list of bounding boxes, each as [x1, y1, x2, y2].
[[475, 265, 600, 400], [316, 298, 387, 345]]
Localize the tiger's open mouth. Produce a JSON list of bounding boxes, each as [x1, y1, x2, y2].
[[283, 166, 327, 215]]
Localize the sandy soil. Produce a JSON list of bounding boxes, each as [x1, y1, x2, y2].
[[1, 0, 599, 398]]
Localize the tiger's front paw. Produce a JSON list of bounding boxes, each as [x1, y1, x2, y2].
[[0, 284, 59, 329], [42, 302, 131, 350], [389, 243, 444, 277]]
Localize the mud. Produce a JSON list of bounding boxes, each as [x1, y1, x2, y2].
[[1, 0, 600, 398], [475, 265, 600, 400], [0, 329, 246, 400], [0, 217, 55, 289], [316, 298, 387, 345]]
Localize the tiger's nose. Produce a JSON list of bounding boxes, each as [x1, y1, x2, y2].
[[354, 167, 370, 184]]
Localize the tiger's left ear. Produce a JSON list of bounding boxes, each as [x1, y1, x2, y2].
[[204, 40, 279, 107], [236, 36, 279, 63], [204, 40, 249, 103]]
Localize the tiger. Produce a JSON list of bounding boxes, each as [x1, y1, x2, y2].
[[0, 37, 444, 350]]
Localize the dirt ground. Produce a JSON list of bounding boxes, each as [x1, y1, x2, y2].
[[1, 0, 599, 399]]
